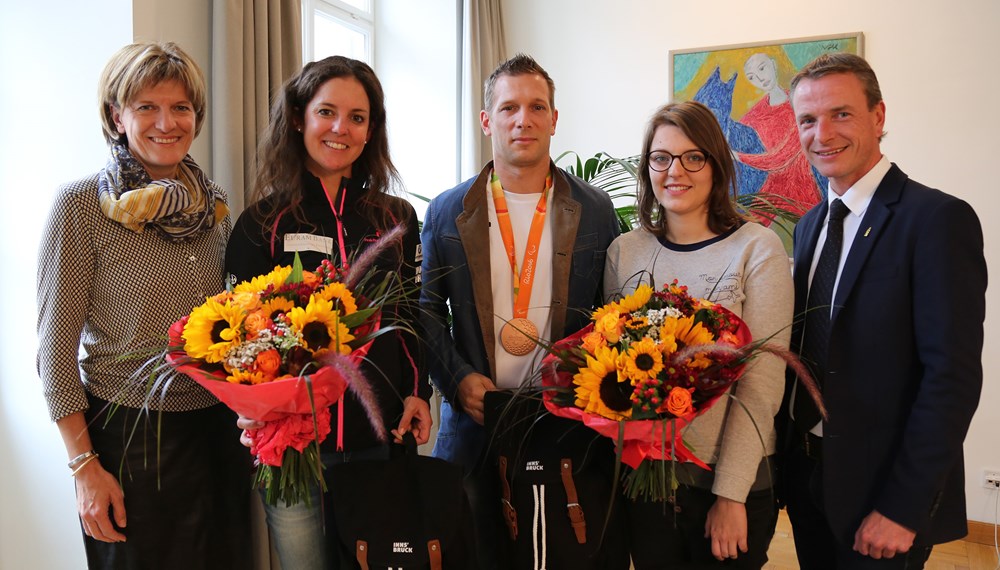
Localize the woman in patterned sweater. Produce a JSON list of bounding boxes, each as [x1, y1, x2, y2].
[[36, 42, 251, 569]]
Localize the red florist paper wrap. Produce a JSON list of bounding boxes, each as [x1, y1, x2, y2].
[[166, 316, 373, 467], [541, 310, 752, 471]]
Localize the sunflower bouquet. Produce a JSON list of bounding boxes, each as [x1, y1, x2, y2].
[[540, 280, 755, 502], [165, 251, 392, 507]]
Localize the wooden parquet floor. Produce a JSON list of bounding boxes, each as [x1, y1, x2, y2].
[[765, 510, 1000, 569]]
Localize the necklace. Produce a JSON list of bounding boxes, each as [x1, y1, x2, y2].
[[489, 169, 552, 356]]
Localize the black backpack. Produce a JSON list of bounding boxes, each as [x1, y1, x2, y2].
[[327, 433, 476, 569], [484, 391, 630, 570]]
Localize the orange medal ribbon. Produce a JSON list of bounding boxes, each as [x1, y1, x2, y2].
[[490, 169, 552, 356]]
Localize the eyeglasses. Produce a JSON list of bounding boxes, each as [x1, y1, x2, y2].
[[647, 150, 711, 173]]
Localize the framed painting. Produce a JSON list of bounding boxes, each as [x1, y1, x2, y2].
[[669, 33, 863, 241]]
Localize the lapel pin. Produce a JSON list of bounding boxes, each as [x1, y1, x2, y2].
[[863, 227, 871, 237]]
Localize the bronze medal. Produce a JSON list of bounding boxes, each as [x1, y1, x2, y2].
[[490, 170, 553, 358], [500, 318, 538, 356]]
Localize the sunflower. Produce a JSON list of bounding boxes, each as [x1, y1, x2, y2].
[[658, 317, 681, 355], [260, 297, 296, 321], [317, 282, 358, 314], [617, 284, 654, 313], [621, 337, 664, 383], [227, 368, 267, 385], [573, 345, 632, 421], [233, 265, 293, 294], [624, 315, 650, 330], [183, 299, 244, 363], [591, 301, 621, 323], [662, 315, 716, 368], [287, 296, 354, 355]]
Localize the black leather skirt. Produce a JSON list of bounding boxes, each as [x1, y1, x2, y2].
[[82, 394, 253, 569]]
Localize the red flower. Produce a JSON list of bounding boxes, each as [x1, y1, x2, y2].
[[249, 407, 332, 467]]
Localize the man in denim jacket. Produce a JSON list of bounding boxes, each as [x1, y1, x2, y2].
[[420, 54, 621, 570]]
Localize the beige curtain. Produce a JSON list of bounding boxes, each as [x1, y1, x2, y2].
[[460, 0, 506, 180], [209, 3, 301, 568], [211, 0, 302, 215]]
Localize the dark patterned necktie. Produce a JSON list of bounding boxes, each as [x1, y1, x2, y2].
[[794, 199, 850, 432]]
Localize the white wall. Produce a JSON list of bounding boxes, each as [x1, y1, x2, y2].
[[375, 0, 460, 220], [0, 2, 213, 567], [133, 0, 213, 171], [0, 2, 131, 567], [4, 3, 996, 567], [374, 0, 458, 455], [504, 0, 1000, 524]]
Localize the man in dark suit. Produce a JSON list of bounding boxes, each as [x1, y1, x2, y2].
[[783, 53, 986, 568]]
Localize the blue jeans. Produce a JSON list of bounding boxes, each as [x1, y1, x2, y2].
[[262, 445, 391, 570]]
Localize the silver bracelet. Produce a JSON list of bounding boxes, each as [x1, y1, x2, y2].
[[70, 454, 100, 477], [67, 450, 98, 470]]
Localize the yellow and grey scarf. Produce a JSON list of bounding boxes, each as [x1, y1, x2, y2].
[[97, 143, 229, 242]]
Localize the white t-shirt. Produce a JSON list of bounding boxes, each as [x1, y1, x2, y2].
[[486, 188, 554, 389]]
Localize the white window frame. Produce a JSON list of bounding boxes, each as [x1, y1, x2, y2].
[[302, 0, 375, 65]]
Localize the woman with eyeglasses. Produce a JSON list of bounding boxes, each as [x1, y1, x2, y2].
[[603, 100, 792, 569]]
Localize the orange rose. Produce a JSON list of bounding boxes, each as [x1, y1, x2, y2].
[[302, 271, 321, 290], [231, 291, 261, 312], [244, 311, 271, 339], [717, 330, 740, 347], [664, 387, 694, 417], [254, 349, 282, 379], [211, 291, 233, 304], [581, 330, 608, 355], [595, 310, 624, 344]]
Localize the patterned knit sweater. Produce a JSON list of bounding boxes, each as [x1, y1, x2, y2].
[[37, 173, 230, 421]]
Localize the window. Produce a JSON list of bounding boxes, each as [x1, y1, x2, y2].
[[302, 0, 374, 64], [299, 0, 461, 220]]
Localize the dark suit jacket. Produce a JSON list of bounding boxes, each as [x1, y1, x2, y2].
[[785, 163, 986, 545], [419, 162, 619, 468]]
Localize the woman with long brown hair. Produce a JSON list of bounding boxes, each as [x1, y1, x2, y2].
[[225, 55, 432, 569], [605, 100, 792, 569]]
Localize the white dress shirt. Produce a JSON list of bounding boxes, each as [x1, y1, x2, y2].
[[801, 155, 891, 435]]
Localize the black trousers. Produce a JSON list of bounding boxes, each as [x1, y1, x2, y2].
[[626, 483, 779, 569], [82, 394, 253, 570], [784, 444, 933, 570]]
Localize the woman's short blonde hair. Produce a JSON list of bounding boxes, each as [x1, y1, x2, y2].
[[97, 42, 207, 145]]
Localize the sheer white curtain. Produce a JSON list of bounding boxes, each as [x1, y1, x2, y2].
[[460, 0, 507, 180], [211, 0, 303, 215]]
